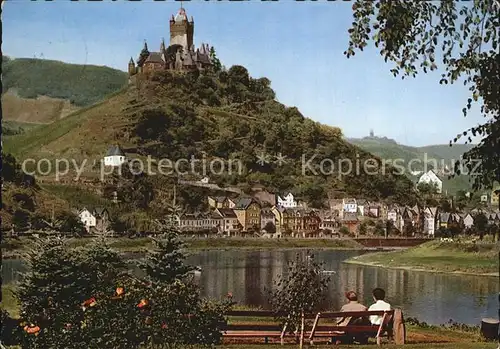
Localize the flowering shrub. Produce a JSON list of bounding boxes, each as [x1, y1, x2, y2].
[[15, 232, 233, 349]]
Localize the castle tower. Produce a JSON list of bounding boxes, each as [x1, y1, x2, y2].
[[169, 7, 194, 50], [128, 57, 136, 76], [137, 40, 150, 67]]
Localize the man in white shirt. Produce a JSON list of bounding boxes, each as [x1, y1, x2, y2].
[[368, 288, 391, 325]]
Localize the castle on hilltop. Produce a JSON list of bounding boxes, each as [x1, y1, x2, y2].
[[128, 7, 213, 78]]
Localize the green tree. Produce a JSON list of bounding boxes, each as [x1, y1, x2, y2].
[[109, 216, 130, 234], [2, 152, 19, 182], [346, 0, 500, 190], [474, 213, 489, 235], [209, 47, 222, 73], [455, 190, 470, 211], [139, 231, 194, 284], [16, 238, 129, 348], [56, 211, 86, 235], [417, 182, 439, 196], [264, 221, 276, 234], [439, 198, 453, 213], [13, 209, 31, 232], [359, 222, 367, 236], [1, 309, 20, 346], [339, 226, 350, 235], [403, 223, 415, 238], [374, 221, 385, 236]]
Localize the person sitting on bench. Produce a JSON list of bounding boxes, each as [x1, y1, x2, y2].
[[340, 291, 367, 312], [333, 291, 370, 345], [368, 288, 391, 325]]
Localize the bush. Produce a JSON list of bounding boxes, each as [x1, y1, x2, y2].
[[14, 232, 232, 348], [339, 226, 350, 235], [1, 309, 20, 346]]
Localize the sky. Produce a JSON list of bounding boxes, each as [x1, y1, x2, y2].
[[2, 0, 486, 147]]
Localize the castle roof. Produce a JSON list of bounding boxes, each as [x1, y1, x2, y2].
[[174, 7, 188, 22], [145, 52, 164, 64], [106, 145, 125, 157], [195, 49, 211, 64]]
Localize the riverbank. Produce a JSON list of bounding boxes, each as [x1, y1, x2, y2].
[[345, 240, 500, 276], [2, 237, 367, 259]]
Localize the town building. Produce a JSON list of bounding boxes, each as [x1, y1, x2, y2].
[[491, 184, 500, 208], [418, 170, 443, 194], [357, 199, 367, 216], [277, 193, 297, 208], [78, 208, 96, 232], [438, 212, 450, 229], [104, 145, 126, 167], [343, 198, 357, 214], [77, 207, 110, 233], [387, 206, 404, 232], [208, 196, 230, 209], [179, 212, 220, 233], [214, 208, 241, 235], [233, 197, 261, 232], [271, 205, 288, 235], [422, 207, 438, 236], [342, 212, 359, 235], [319, 213, 338, 233], [461, 213, 474, 230]]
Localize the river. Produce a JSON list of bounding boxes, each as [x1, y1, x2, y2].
[[3, 249, 498, 325]]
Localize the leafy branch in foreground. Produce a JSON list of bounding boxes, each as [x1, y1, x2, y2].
[[268, 252, 331, 333], [346, 0, 499, 190]]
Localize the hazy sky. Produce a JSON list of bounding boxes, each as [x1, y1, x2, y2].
[[3, 1, 485, 146]]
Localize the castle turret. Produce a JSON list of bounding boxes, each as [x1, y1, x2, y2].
[[160, 38, 166, 52], [137, 40, 150, 67], [170, 7, 194, 50], [128, 57, 136, 75]]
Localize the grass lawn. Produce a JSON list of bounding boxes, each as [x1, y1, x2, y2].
[[346, 240, 499, 275]]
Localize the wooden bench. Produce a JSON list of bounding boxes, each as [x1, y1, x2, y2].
[[308, 310, 395, 346], [223, 309, 400, 346], [223, 310, 307, 344]]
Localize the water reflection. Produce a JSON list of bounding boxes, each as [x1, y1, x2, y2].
[[3, 249, 498, 325]]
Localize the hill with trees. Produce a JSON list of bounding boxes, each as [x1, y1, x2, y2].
[[348, 135, 476, 194], [3, 65, 419, 229], [2, 56, 128, 124]]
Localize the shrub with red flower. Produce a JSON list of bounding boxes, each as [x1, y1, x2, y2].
[[14, 233, 234, 349]]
